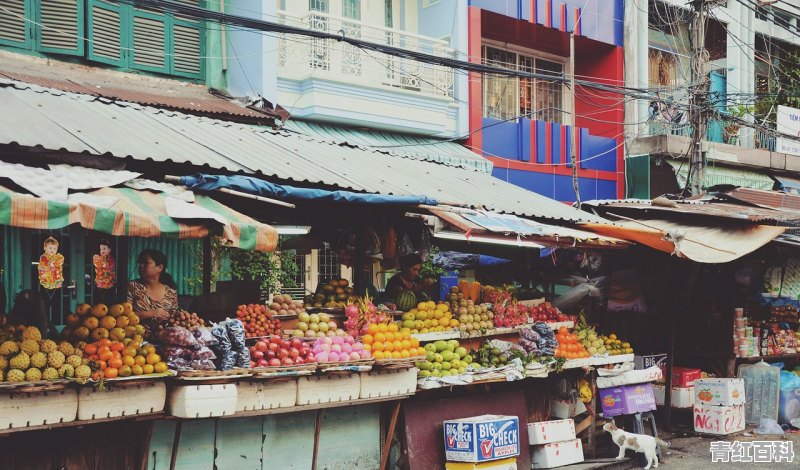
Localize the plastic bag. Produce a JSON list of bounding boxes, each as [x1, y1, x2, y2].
[[158, 327, 199, 349], [552, 276, 608, 311], [224, 319, 247, 351], [192, 347, 217, 362], [192, 328, 218, 347], [754, 418, 784, 435], [211, 322, 235, 370], [396, 232, 414, 257], [233, 348, 250, 369], [162, 346, 194, 360], [189, 359, 217, 371], [167, 356, 194, 371], [780, 370, 800, 391]]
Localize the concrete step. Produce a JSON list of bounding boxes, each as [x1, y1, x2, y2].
[[543, 457, 634, 470]]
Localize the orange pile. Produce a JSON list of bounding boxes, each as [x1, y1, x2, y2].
[[361, 323, 425, 360], [555, 326, 590, 359], [82, 338, 167, 380]]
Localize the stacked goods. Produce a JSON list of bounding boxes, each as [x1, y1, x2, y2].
[[61, 302, 144, 344], [250, 337, 315, 368], [160, 310, 205, 332], [417, 339, 470, 377], [528, 303, 572, 323], [312, 335, 370, 363], [291, 312, 344, 339], [160, 327, 217, 371], [692, 378, 746, 435], [306, 278, 356, 309], [555, 327, 590, 359], [454, 302, 492, 334], [573, 314, 633, 356], [445, 284, 482, 314], [399, 301, 458, 334], [471, 341, 509, 368], [211, 319, 250, 370], [343, 292, 390, 337], [517, 323, 558, 357], [599, 334, 633, 356], [362, 322, 425, 360], [0, 326, 89, 382], [82, 338, 166, 380], [529, 419, 584, 468], [236, 303, 283, 339], [493, 302, 528, 328], [268, 294, 306, 316]]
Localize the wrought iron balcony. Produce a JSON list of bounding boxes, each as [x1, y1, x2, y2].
[[276, 10, 455, 98]]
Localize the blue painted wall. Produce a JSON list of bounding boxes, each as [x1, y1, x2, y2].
[[491, 168, 617, 201], [579, 129, 617, 172]]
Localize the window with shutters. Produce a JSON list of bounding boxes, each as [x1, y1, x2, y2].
[[0, 1, 204, 80]]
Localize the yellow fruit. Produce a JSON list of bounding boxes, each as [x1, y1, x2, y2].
[[91, 328, 109, 342], [42, 367, 59, 380], [115, 315, 130, 328], [58, 341, 75, 356], [118, 365, 132, 377], [58, 364, 75, 378], [142, 364, 154, 374], [22, 326, 42, 342], [122, 356, 135, 367], [109, 304, 125, 317], [0, 340, 19, 356], [0, 357, 6, 370], [134, 355, 146, 367], [6, 369, 25, 382], [131, 364, 143, 376], [124, 326, 137, 338], [11, 353, 30, 371], [21, 339, 39, 355], [25, 368, 42, 381], [83, 317, 99, 330], [76, 303, 91, 315], [40, 339, 57, 354], [153, 362, 167, 373], [99, 316, 116, 330], [91, 304, 108, 318], [75, 364, 91, 379], [66, 355, 82, 368], [48, 351, 66, 368], [128, 314, 140, 326], [30, 351, 46, 368], [109, 328, 126, 341], [73, 326, 90, 341], [122, 302, 133, 315], [145, 353, 161, 365]]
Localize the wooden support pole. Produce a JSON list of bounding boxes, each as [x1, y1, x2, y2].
[[379, 400, 403, 470], [587, 368, 597, 458], [202, 237, 212, 295], [169, 420, 182, 470], [310, 409, 323, 470]]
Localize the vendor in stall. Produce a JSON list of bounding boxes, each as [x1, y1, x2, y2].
[[384, 253, 435, 299], [127, 249, 177, 332]]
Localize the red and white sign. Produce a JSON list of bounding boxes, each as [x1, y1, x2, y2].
[[694, 404, 745, 435]]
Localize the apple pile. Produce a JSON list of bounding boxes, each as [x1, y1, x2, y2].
[[249, 336, 315, 368], [236, 304, 283, 339], [311, 335, 371, 363], [291, 312, 344, 339], [528, 304, 572, 323]]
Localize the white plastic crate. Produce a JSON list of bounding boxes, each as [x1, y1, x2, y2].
[[531, 439, 584, 469], [359, 368, 417, 399], [297, 373, 360, 405], [527, 419, 576, 445], [78, 381, 166, 420], [236, 379, 297, 411], [0, 388, 78, 429], [169, 383, 237, 418]]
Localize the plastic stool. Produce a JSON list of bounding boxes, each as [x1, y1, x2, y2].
[[631, 412, 662, 461]]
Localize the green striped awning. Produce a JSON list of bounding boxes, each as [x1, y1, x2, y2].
[[667, 159, 775, 191], [0, 184, 277, 252]]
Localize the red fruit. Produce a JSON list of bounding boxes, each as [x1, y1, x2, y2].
[[268, 342, 279, 352], [290, 338, 303, 349], [295, 358, 305, 365], [250, 361, 256, 368], [306, 354, 315, 363], [266, 350, 277, 359], [258, 359, 269, 367], [268, 358, 281, 366], [281, 340, 290, 349], [269, 336, 282, 345], [289, 348, 300, 359], [281, 357, 293, 366], [256, 341, 268, 352], [279, 349, 289, 359], [253, 350, 264, 360]]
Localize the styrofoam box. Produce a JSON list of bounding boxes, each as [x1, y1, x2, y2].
[[78, 381, 166, 420], [694, 378, 745, 406], [527, 419, 576, 445], [236, 379, 297, 412], [169, 383, 237, 418], [0, 388, 78, 429], [653, 385, 694, 408], [445, 457, 518, 470], [531, 439, 584, 469], [550, 399, 586, 419], [297, 373, 360, 405], [360, 368, 417, 399], [693, 403, 745, 435]]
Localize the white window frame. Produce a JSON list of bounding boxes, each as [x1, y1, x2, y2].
[[481, 40, 569, 124]]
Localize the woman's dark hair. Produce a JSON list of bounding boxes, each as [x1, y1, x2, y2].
[[138, 249, 176, 289], [99, 239, 111, 248], [399, 253, 423, 271]]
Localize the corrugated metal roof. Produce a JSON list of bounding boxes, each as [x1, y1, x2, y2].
[[584, 199, 800, 224], [0, 53, 276, 122], [283, 121, 493, 173], [666, 158, 775, 191], [719, 187, 800, 214], [0, 80, 603, 224]]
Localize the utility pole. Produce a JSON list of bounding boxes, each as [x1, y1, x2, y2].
[[688, 0, 712, 196], [570, 32, 580, 206]]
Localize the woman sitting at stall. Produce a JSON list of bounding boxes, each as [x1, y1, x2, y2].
[[384, 253, 435, 299], [127, 249, 177, 333]]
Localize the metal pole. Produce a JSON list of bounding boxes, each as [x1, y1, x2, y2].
[[570, 32, 580, 206], [688, 0, 710, 196]]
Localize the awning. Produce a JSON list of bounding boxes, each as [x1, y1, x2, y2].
[[0, 79, 603, 224], [583, 219, 785, 263], [0, 184, 278, 252], [283, 120, 493, 173], [774, 175, 800, 194], [666, 159, 775, 191]]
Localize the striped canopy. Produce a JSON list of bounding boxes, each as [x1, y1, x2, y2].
[[0, 184, 278, 252]]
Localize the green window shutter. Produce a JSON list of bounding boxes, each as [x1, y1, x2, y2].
[[170, 0, 203, 79], [131, 8, 168, 73], [0, 0, 32, 49], [37, 0, 84, 56], [87, 0, 124, 66]]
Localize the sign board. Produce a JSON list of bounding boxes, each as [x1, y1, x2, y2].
[[694, 404, 746, 435], [443, 415, 520, 463], [777, 105, 800, 157]]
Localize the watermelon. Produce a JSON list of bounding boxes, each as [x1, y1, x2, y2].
[[395, 290, 417, 312]]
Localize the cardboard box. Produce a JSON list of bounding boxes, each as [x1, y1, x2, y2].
[[671, 367, 702, 387], [694, 378, 745, 406], [635, 354, 667, 378], [530, 439, 584, 469], [527, 419, 576, 445], [445, 457, 518, 470], [599, 383, 657, 417], [778, 387, 800, 424], [550, 398, 586, 419], [653, 385, 694, 408], [443, 415, 520, 463], [693, 404, 745, 435]]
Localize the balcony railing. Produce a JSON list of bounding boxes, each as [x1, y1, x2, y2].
[[276, 11, 455, 98]]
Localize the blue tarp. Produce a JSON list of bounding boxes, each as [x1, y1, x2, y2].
[[180, 174, 438, 206], [431, 251, 512, 270]]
